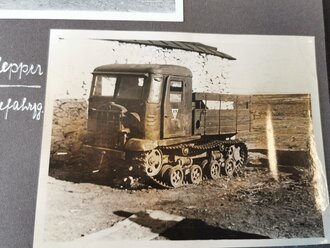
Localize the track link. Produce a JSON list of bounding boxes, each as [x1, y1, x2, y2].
[[130, 139, 248, 188]]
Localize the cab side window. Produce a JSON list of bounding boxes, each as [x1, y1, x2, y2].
[[169, 80, 183, 103]]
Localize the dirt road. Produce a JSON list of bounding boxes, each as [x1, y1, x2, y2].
[[45, 156, 323, 241]]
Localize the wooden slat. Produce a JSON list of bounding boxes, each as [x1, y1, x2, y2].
[[204, 116, 249, 123], [220, 127, 237, 133], [219, 120, 236, 126], [193, 92, 237, 101]]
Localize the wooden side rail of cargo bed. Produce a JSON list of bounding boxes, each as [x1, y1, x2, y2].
[[192, 93, 251, 136]]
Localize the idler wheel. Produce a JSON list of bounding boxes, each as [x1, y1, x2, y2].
[[227, 144, 248, 175], [145, 149, 162, 177], [164, 166, 184, 188], [223, 158, 235, 177], [205, 160, 220, 179], [234, 144, 248, 174], [188, 164, 203, 184]]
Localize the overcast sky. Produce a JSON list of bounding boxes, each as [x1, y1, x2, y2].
[[207, 35, 317, 94]]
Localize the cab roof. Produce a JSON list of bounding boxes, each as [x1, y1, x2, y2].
[[93, 64, 192, 77]]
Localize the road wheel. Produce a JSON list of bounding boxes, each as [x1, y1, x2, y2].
[[205, 160, 220, 179], [188, 164, 203, 184], [165, 167, 184, 188], [224, 158, 235, 177]]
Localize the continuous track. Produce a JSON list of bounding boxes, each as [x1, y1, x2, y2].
[[131, 139, 248, 188]]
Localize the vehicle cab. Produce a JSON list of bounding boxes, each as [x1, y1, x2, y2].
[[85, 64, 193, 155]]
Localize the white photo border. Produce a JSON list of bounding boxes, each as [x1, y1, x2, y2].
[[0, 0, 183, 22], [33, 29, 330, 248]]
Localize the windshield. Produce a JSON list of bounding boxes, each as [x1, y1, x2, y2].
[[92, 75, 146, 99]]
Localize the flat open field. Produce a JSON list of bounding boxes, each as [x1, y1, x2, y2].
[[45, 152, 323, 241]]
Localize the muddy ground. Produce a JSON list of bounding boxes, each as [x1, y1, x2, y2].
[[45, 152, 323, 241]]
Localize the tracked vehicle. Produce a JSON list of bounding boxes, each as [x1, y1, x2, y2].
[[84, 64, 250, 188]]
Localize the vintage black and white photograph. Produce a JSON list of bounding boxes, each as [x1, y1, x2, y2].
[[33, 30, 329, 247], [0, 0, 182, 21]]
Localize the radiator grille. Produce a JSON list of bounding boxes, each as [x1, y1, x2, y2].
[[88, 109, 122, 148]]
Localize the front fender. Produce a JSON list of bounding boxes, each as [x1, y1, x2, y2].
[[125, 138, 158, 151]]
